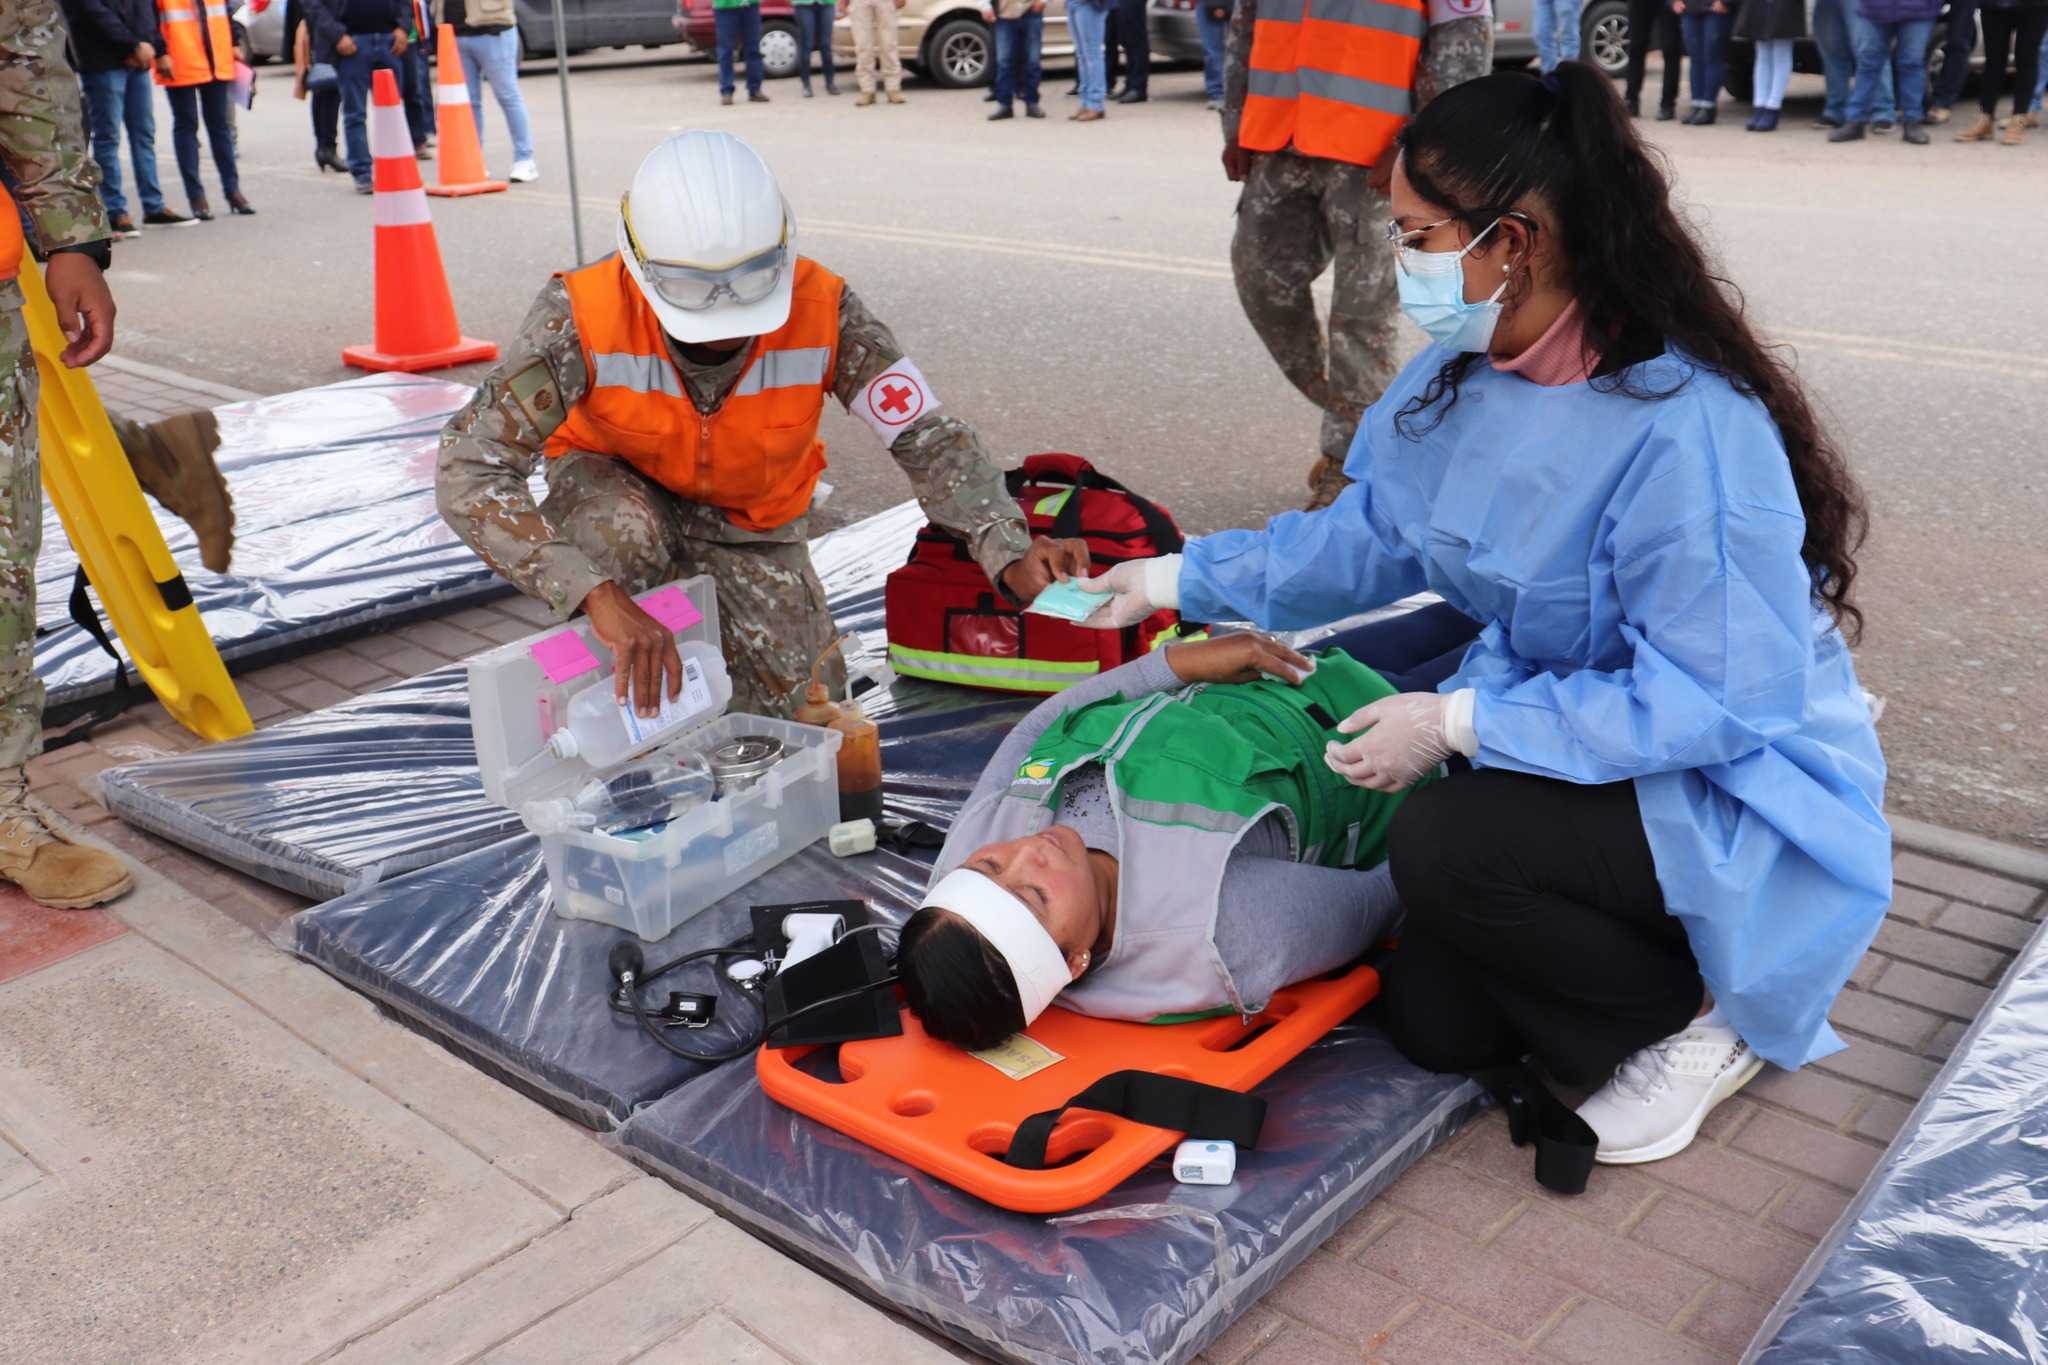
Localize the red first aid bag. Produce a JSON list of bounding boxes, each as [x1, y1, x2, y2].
[[884, 453, 1196, 693]]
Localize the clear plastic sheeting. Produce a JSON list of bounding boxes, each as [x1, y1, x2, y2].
[[98, 665, 517, 900], [613, 1019, 1485, 1365], [1749, 913, 2048, 1364], [38, 374, 508, 712], [291, 831, 937, 1129]]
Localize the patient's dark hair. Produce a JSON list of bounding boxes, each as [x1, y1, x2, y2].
[[896, 907, 1026, 1052]]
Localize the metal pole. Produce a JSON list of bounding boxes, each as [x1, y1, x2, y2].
[[549, 0, 585, 265]]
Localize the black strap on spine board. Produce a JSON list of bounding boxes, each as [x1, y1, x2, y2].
[[1466, 1062, 1599, 1196], [1002, 1069, 1266, 1170]]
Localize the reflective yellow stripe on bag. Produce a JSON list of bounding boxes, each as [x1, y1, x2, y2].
[[886, 643, 1100, 694]]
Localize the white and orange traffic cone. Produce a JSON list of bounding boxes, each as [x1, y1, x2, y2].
[[425, 25, 507, 197], [342, 68, 498, 373]]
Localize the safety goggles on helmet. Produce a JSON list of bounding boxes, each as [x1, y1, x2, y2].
[[621, 190, 790, 311]]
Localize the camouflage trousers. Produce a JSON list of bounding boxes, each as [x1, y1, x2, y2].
[[542, 450, 846, 720], [0, 307, 42, 770], [1231, 147, 1400, 476]]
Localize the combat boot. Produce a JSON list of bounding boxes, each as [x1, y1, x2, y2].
[[0, 771, 131, 910], [1954, 111, 1996, 141], [1303, 455, 1354, 513], [886, 90, 905, 104], [113, 410, 235, 573], [856, 91, 876, 106]]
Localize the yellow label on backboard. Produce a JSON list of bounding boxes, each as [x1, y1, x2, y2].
[[968, 1035, 1065, 1081]]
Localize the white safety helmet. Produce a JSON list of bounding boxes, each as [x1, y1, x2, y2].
[[617, 131, 797, 345]]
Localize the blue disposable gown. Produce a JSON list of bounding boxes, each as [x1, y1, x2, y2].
[[1180, 347, 1890, 1069]]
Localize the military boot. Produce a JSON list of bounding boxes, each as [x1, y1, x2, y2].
[[1303, 455, 1354, 513], [0, 770, 132, 909], [113, 410, 235, 573]]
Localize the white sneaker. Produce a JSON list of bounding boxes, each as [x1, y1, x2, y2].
[[1576, 1014, 1763, 1165], [509, 159, 540, 183]]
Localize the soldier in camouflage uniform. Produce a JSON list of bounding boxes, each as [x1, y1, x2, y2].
[[1, 0, 135, 908], [441, 132, 1082, 721], [1221, 0, 1493, 511]]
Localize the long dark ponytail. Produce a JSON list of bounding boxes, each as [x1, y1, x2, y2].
[[1395, 63, 1867, 640]]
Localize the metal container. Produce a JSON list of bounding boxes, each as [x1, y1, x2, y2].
[[708, 735, 786, 796]]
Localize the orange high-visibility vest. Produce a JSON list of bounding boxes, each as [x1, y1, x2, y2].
[[156, 0, 236, 86], [1238, 0, 1428, 168], [548, 254, 845, 533], [0, 186, 23, 283]]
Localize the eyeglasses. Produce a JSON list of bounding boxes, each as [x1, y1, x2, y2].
[[621, 192, 789, 311], [1383, 211, 1533, 264]]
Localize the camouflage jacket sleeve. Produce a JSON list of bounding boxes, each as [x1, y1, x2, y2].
[[0, 0, 108, 256], [831, 285, 1031, 586], [1220, 0, 1255, 145], [435, 277, 609, 619], [1414, 13, 1492, 107]]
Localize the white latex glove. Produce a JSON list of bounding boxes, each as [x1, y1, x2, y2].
[[1073, 554, 1181, 630], [1324, 691, 1472, 792]]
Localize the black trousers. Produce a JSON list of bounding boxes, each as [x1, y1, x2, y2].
[[1977, 6, 2048, 116], [1105, 0, 1150, 91], [1624, 0, 1685, 108], [1377, 769, 1704, 1087]]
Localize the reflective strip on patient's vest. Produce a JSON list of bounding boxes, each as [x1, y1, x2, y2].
[[547, 255, 845, 532], [157, 0, 236, 85], [1238, 0, 1426, 167]]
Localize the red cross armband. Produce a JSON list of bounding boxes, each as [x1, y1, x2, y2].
[[855, 357, 941, 445]]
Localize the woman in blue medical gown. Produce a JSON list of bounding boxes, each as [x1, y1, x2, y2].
[[1077, 64, 1889, 1167]]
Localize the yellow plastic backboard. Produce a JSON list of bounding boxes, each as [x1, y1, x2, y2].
[[19, 262, 250, 741]]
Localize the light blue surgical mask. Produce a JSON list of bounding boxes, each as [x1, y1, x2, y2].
[[1392, 216, 1511, 354]]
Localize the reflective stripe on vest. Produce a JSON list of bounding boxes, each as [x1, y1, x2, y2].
[[158, 0, 236, 84], [887, 643, 1100, 693], [547, 254, 845, 532], [1238, 0, 1425, 167]]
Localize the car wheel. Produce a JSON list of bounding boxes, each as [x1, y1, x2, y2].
[[924, 17, 992, 88], [1580, 0, 1630, 77], [760, 20, 800, 78]]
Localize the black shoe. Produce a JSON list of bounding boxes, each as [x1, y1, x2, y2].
[[1902, 119, 1930, 144], [109, 214, 141, 239], [354, 176, 374, 194], [1113, 87, 1147, 103], [1025, 103, 1044, 118], [1656, 102, 1677, 121], [988, 104, 1014, 120], [1811, 114, 1844, 128], [1871, 118, 1895, 133], [802, 83, 814, 97], [826, 83, 840, 94], [141, 208, 196, 228], [1625, 93, 1641, 117], [227, 192, 255, 215], [1755, 108, 1779, 131], [984, 89, 998, 101], [1694, 104, 1716, 124], [190, 197, 214, 220], [1827, 120, 1867, 141], [316, 145, 347, 173]]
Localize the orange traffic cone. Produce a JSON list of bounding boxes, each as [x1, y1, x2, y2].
[[342, 68, 498, 373], [425, 25, 507, 197]]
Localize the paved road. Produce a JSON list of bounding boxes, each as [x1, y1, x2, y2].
[[102, 51, 2046, 849]]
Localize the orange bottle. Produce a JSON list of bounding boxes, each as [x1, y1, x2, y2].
[[829, 693, 884, 824], [792, 635, 848, 729]]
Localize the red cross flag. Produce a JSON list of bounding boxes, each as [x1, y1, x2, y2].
[[855, 357, 940, 444]]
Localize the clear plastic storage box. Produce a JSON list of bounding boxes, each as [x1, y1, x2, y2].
[[468, 577, 842, 940]]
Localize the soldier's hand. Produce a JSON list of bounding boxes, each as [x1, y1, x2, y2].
[[46, 253, 116, 368], [581, 581, 684, 719], [1000, 536, 1091, 603], [1222, 142, 1253, 183]]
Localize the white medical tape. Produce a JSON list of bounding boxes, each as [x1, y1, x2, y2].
[[920, 869, 1071, 1024]]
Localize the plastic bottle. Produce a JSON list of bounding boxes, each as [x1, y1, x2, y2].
[[547, 640, 731, 770], [829, 692, 884, 824], [791, 634, 849, 730], [521, 751, 717, 837]]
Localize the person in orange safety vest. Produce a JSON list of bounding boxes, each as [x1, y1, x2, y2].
[[1219, 0, 1494, 510], [437, 131, 1088, 720], [154, 0, 253, 217]]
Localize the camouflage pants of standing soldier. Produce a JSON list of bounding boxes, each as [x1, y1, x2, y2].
[[1231, 146, 1400, 511], [542, 450, 847, 720], [0, 306, 44, 771]]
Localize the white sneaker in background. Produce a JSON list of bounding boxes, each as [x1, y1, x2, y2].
[[509, 159, 540, 183], [1576, 1011, 1763, 1164]]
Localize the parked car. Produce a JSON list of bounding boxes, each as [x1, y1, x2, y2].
[[677, 0, 804, 77], [820, 0, 1072, 87], [519, 0, 694, 56], [1147, 0, 1632, 76], [234, 0, 289, 63]]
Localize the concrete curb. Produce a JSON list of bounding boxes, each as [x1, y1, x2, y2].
[[1891, 815, 2048, 890], [97, 353, 262, 403]]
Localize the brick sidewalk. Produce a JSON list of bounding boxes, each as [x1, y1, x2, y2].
[[25, 359, 2048, 1365]]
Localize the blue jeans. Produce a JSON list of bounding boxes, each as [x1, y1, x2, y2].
[[1848, 16, 1931, 122], [1850, 16, 1901, 118], [1069, 0, 1108, 109], [459, 27, 534, 158], [164, 81, 239, 201], [715, 5, 765, 96], [1196, 2, 1226, 99], [793, 4, 837, 88], [1680, 10, 1733, 104], [80, 66, 164, 218], [992, 10, 1043, 107], [1534, 0, 1582, 70], [2034, 28, 2047, 109], [1810, 0, 1890, 121], [338, 31, 402, 180]]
